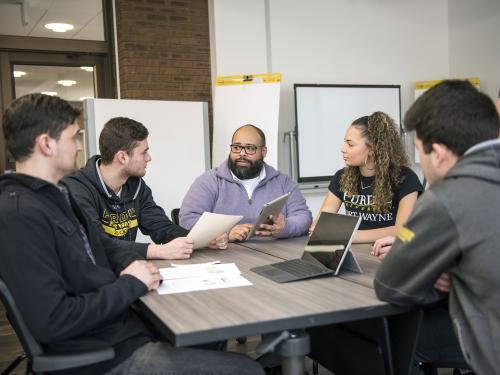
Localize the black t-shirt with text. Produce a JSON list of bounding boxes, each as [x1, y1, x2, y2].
[[328, 167, 423, 230]]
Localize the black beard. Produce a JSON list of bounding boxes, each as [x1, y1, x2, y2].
[[228, 157, 264, 179]]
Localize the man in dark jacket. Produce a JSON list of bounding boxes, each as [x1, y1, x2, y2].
[[64, 117, 227, 260], [0, 93, 263, 375], [373, 80, 500, 375]]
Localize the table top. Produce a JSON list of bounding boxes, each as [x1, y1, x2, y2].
[[240, 236, 381, 288], [139, 242, 404, 347]]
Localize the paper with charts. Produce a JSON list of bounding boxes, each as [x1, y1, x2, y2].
[[187, 212, 243, 249], [157, 262, 252, 295]]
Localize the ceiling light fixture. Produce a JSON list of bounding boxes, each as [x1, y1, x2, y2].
[[13, 71, 26, 78], [80, 66, 94, 72], [42, 91, 58, 96], [44, 23, 74, 33], [58, 79, 77, 86]]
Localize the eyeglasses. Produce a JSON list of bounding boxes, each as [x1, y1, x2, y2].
[[230, 144, 264, 155]]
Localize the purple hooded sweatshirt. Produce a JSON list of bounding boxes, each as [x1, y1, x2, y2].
[[179, 160, 312, 239]]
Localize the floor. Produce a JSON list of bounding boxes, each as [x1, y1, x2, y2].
[[0, 305, 26, 374], [0, 304, 456, 375], [227, 335, 456, 375]]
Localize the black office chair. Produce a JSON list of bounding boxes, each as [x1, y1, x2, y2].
[[0, 277, 115, 374], [171, 208, 180, 225]]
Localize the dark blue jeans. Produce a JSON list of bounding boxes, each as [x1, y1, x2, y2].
[[105, 342, 264, 375]]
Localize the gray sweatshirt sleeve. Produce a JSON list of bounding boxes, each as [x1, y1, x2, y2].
[[374, 191, 460, 306], [179, 172, 218, 229]]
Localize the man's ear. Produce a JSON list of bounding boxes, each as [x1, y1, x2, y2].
[[431, 143, 452, 168], [36, 134, 55, 156], [115, 150, 128, 165], [261, 146, 268, 158]]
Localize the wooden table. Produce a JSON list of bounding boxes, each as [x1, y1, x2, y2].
[[139, 240, 420, 375]]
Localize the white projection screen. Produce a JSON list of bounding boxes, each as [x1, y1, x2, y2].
[[294, 84, 401, 183]]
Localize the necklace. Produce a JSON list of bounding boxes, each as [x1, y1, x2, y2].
[[360, 178, 372, 190]]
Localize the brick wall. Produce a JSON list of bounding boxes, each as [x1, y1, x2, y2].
[[114, 0, 212, 130]]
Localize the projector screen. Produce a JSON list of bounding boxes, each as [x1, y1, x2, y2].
[[294, 84, 401, 183]]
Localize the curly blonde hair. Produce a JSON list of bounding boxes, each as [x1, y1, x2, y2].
[[339, 111, 409, 213]]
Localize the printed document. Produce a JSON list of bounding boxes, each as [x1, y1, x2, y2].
[[157, 262, 252, 295]]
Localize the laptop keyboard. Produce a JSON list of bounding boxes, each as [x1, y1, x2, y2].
[[273, 259, 330, 278]]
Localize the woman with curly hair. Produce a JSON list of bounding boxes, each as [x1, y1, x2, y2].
[[313, 111, 422, 244]]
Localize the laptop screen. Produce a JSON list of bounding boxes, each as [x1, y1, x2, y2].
[[302, 212, 361, 272]]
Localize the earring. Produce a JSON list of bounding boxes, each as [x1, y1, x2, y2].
[[364, 155, 375, 170]]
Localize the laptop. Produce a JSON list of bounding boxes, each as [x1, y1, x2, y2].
[[251, 212, 362, 283]]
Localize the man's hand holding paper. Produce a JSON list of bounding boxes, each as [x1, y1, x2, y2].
[[187, 212, 243, 249]]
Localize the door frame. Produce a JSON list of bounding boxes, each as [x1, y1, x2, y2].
[[0, 0, 116, 174]]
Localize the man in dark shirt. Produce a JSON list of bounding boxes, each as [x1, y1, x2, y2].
[[0, 93, 262, 375], [64, 116, 227, 261]]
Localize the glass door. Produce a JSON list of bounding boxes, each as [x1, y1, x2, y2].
[[0, 51, 114, 172], [13, 64, 97, 168]]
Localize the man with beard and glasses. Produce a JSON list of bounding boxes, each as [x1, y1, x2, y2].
[[64, 117, 228, 261], [179, 124, 312, 242]]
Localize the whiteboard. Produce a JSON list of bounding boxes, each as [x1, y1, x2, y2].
[[295, 84, 401, 183], [84, 98, 210, 227], [213, 81, 280, 168]]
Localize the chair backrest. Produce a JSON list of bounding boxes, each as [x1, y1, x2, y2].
[[0, 277, 44, 359], [171, 208, 180, 225]]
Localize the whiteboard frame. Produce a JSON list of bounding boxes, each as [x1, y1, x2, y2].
[[294, 84, 401, 183]]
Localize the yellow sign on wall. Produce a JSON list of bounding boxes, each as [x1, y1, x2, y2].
[[216, 73, 281, 86]]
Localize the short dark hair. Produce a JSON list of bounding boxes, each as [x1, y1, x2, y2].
[[404, 80, 500, 155], [231, 124, 266, 146], [2, 93, 80, 162], [99, 117, 149, 164]]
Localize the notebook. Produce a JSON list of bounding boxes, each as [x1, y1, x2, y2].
[[251, 212, 362, 283]]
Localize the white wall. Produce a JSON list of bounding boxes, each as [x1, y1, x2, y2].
[[448, 0, 500, 100], [211, 0, 268, 75], [210, 0, 500, 217]]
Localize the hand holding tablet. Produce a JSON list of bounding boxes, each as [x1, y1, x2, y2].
[[246, 192, 291, 240]]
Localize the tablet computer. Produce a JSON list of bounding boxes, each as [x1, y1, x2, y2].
[[246, 192, 291, 240]]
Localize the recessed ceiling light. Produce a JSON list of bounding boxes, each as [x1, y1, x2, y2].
[[79, 96, 93, 101], [13, 71, 26, 78], [42, 91, 58, 96], [58, 80, 77, 86], [80, 66, 94, 72], [44, 23, 74, 33]]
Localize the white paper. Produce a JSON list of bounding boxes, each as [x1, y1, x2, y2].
[[160, 263, 241, 280], [187, 212, 243, 249], [170, 261, 220, 267], [157, 274, 252, 295]]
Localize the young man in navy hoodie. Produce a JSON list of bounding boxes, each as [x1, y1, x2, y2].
[[64, 116, 227, 261], [0, 93, 263, 375]]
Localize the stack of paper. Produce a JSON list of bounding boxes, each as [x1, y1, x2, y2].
[[157, 262, 252, 295]]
